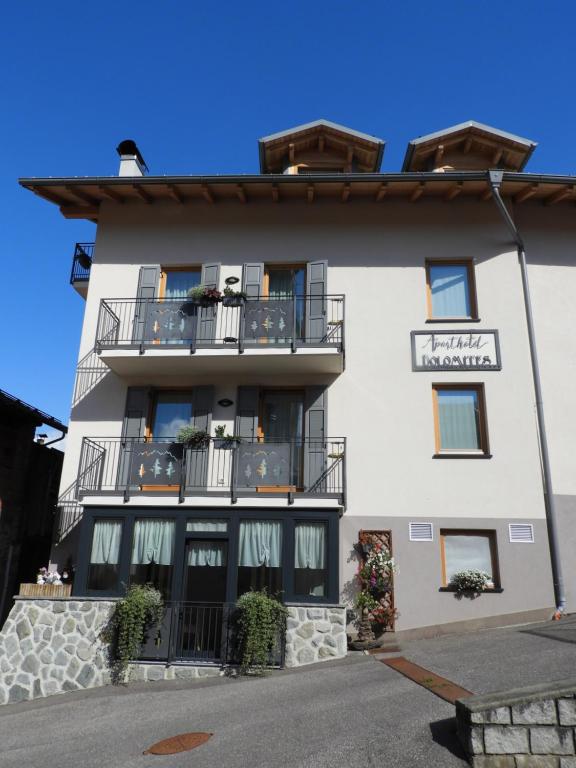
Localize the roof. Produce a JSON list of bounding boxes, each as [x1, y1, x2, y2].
[[258, 119, 385, 173], [402, 120, 537, 172], [0, 389, 67, 432], [18, 170, 576, 221]]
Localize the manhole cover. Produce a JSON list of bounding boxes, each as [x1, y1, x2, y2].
[[143, 732, 213, 755]]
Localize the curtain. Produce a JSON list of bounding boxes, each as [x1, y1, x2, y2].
[[187, 541, 227, 567], [444, 535, 493, 582], [90, 520, 122, 564], [438, 390, 480, 450], [238, 521, 282, 567], [295, 522, 326, 569], [131, 519, 175, 565], [430, 264, 471, 317], [268, 269, 294, 299], [186, 520, 228, 532], [165, 270, 201, 299]]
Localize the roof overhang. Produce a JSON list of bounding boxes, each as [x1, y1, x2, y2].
[[19, 171, 576, 222], [402, 121, 537, 172], [0, 389, 67, 432]]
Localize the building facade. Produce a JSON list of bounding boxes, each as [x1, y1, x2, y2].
[[19, 120, 576, 659]]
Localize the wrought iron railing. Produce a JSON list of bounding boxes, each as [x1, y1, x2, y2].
[[95, 294, 344, 352], [76, 436, 346, 503], [139, 601, 285, 666], [70, 243, 94, 283]]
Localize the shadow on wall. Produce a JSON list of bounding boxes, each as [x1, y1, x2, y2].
[[72, 350, 110, 408]]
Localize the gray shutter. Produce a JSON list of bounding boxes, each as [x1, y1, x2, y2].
[[242, 263, 264, 298], [235, 386, 259, 438], [118, 387, 150, 489], [304, 386, 327, 492], [187, 386, 214, 489], [133, 266, 160, 343], [197, 262, 221, 343], [305, 260, 327, 342]]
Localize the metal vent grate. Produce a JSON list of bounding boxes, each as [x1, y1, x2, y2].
[[409, 522, 434, 542], [509, 523, 534, 543]]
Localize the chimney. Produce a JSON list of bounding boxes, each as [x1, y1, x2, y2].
[[116, 139, 148, 177]]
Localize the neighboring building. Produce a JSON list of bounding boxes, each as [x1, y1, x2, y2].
[[0, 390, 66, 623], [18, 119, 576, 658]]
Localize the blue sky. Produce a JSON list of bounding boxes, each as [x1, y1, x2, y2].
[[1, 1, 574, 433]]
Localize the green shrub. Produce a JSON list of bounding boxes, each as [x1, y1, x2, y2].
[[105, 584, 163, 684], [235, 590, 287, 674], [176, 425, 210, 447]]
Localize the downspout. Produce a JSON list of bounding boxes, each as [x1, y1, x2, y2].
[[44, 431, 66, 447], [487, 170, 566, 618]]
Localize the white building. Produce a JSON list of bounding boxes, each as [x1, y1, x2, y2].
[[20, 119, 576, 660]]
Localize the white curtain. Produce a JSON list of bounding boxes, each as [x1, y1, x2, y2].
[[238, 521, 282, 567], [90, 520, 122, 564], [131, 520, 175, 565], [430, 264, 471, 317], [187, 541, 227, 567], [438, 390, 480, 450], [444, 535, 493, 582], [295, 522, 326, 569], [186, 520, 228, 532]]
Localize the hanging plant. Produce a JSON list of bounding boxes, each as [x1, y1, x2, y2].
[[176, 425, 210, 448], [235, 590, 287, 674], [104, 584, 164, 684], [187, 285, 222, 304]]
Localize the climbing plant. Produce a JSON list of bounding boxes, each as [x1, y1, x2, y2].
[[235, 590, 287, 674]]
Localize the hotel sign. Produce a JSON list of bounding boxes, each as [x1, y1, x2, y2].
[[411, 330, 501, 371]]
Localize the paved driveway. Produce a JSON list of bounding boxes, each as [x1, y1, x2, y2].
[[1, 616, 575, 768]]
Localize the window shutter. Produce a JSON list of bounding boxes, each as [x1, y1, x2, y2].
[[184, 386, 214, 490], [192, 386, 214, 434], [197, 263, 221, 342], [235, 386, 259, 438], [509, 523, 534, 543], [409, 522, 434, 542], [119, 387, 150, 490], [242, 263, 264, 299], [304, 385, 327, 491], [305, 260, 327, 342], [133, 266, 160, 343]]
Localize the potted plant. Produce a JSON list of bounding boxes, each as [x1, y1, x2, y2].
[[176, 425, 210, 449], [222, 286, 247, 307], [213, 424, 242, 449], [187, 285, 222, 306], [449, 569, 492, 594]]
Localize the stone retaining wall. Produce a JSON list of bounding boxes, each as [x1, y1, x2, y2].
[[456, 679, 576, 767], [284, 605, 347, 667]]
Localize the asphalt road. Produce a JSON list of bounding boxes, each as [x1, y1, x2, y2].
[[1, 615, 575, 768]]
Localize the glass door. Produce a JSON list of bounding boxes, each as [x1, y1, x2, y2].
[[259, 390, 304, 489], [265, 265, 305, 341], [149, 268, 201, 344], [175, 538, 228, 661]]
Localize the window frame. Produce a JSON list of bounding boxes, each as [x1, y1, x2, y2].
[[432, 383, 490, 457], [425, 259, 478, 321], [440, 529, 500, 590]]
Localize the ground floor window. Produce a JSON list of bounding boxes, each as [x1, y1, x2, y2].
[[87, 519, 123, 591], [440, 529, 499, 588], [78, 508, 338, 604]]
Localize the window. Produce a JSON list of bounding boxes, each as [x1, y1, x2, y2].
[[149, 391, 194, 439], [426, 261, 477, 319], [87, 519, 123, 592], [432, 385, 489, 455], [237, 520, 283, 596], [129, 518, 175, 598], [159, 267, 201, 299], [294, 521, 328, 597], [441, 530, 499, 588]]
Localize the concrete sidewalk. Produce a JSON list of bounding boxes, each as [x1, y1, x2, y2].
[[1, 616, 574, 768]]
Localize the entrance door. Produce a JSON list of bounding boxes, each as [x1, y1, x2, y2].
[[174, 539, 228, 661], [259, 390, 304, 490], [265, 265, 305, 341]]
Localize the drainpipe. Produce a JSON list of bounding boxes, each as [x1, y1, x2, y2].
[[487, 170, 566, 619]]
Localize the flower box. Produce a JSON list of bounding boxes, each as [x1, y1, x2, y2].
[[19, 583, 72, 598]]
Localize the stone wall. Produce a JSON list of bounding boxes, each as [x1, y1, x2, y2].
[[456, 679, 576, 767], [284, 605, 347, 667], [0, 597, 114, 705]]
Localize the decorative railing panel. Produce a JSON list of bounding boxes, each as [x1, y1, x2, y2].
[[76, 437, 345, 503], [95, 295, 344, 351]]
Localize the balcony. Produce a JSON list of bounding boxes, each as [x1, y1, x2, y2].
[[70, 243, 93, 297], [95, 295, 344, 376], [76, 436, 346, 506]]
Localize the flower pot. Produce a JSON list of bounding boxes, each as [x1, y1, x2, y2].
[[222, 297, 245, 307], [214, 438, 240, 449]]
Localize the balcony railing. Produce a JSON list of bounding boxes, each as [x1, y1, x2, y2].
[[139, 601, 284, 666], [70, 243, 94, 283], [95, 294, 344, 352], [76, 436, 346, 504]]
